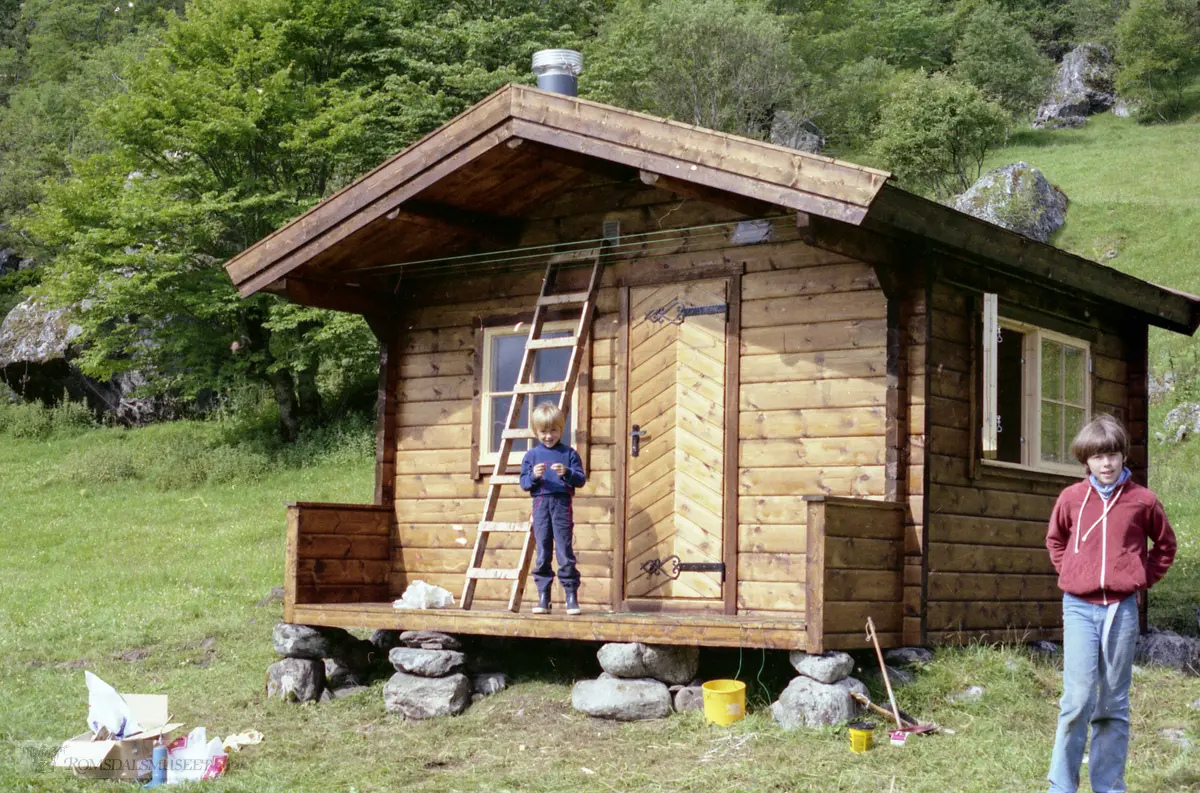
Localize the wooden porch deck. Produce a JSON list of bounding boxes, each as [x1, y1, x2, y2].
[[289, 602, 809, 650]]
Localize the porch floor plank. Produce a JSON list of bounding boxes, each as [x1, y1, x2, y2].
[[289, 602, 807, 650]]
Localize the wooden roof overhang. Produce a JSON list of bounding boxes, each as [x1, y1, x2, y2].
[[223, 83, 1200, 336], [223, 84, 889, 299]]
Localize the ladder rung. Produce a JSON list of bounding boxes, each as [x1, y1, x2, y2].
[[526, 337, 577, 350], [513, 381, 567, 394], [479, 521, 531, 533], [548, 246, 601, 264], [489, 475, 522, 486], [502, 428, 536, 440], [537, 291, 590, 306], [467, 567, 520, 580]]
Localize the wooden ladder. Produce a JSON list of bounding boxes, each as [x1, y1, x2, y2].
[[461, 246, 605, 611]]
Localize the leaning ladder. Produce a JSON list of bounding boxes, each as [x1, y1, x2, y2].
[[460, 246, 605, 612]]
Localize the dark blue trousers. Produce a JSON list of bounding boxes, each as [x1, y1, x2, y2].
[[531, 493, 579, 594]]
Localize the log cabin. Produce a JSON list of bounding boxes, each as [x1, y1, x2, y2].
[[224, 81, 1200, 652]]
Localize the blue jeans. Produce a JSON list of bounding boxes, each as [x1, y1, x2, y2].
[[1048, 593, 1139, 793], [531, 493, 579, 595]]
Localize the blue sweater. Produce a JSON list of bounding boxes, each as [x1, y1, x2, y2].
[[519, 442, 586, 496]]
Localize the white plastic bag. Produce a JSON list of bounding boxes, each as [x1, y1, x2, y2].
[[165, 728, 228, 784], [392, 580, 455, 610], [85, 671, 142, 738]]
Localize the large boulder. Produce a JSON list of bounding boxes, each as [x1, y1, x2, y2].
[[770, 675, 867, 729], [1136, 629, 1200, 675], [769, 111, 825, 154], [571, 677, 673, 721], [0, 297, 168, 424], [273, 623, 359, 660], [788, 651, 854, 684], [388, 647, 466, 678], [1033, 43, 1116, 129], [0, 298, 86, 405], [596, 642, 699, 685], [953, 163, 1068, 244], [383, 672, 471, 719], [266, 658, 325, 703]]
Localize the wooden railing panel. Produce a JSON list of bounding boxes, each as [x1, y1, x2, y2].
[[285, 502, 393, 622], [804, 495, 905, 652]]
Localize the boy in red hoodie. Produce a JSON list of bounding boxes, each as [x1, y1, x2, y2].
[[1045, 414, 1176, 793]]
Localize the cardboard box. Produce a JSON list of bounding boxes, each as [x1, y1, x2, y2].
[[52, 694, 183, 780]]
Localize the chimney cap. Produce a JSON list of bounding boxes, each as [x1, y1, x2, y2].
[[532, 49, 583, 77]]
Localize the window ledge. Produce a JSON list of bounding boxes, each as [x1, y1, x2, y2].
[[979, 458, 1082, 486]]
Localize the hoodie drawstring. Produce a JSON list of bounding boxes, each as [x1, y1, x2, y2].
[[1073, 483, 1125, 607]]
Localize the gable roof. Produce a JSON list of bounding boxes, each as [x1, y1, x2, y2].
[[223, 83, 1200, 335]]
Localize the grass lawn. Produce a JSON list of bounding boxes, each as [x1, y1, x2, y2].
[[1, 424, 1198, 793]]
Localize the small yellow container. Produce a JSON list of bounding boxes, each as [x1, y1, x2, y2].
[[848, 721, 875, 753], [701, 679, 747, 725]]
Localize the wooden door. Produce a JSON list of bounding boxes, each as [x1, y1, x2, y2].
[[624, 279, 729, 608]]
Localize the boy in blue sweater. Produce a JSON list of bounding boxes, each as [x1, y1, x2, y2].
[[519, 402, 587, 615]]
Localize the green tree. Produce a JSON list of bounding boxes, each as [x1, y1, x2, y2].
[[1115, 0, 1200, 122], [953, 2, 1054, 118], [586, 0, 807, 138], [870, 70, 1009, 198], [23, 0, 398, 439], [815, 56, 906, 151]]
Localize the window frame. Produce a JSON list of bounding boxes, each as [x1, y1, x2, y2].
[[981, 296, 1091, 477], [475, 320, 583, 472]]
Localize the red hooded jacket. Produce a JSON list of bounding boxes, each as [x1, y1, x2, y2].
[[1045, 479, 1176, 605]]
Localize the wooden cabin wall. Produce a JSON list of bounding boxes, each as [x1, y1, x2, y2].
[[923, 277, 1144, 644], [385, 178, 891, 614], [734, 235, 889, 616]]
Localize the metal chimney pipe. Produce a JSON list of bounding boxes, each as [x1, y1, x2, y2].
[[532, 49, 583, 96]]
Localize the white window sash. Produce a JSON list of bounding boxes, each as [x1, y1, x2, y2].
[[981, 293, 999, 459]]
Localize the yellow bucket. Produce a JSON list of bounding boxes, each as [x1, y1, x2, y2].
[[848, 721, 875, 753], [701, 679, 746, 725]]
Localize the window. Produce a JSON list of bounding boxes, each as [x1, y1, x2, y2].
[[478, 322, 578, 468], [981, 294, 1090, 475]]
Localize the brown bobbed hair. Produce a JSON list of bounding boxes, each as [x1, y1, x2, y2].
[[1070, 413, 1130, 465]]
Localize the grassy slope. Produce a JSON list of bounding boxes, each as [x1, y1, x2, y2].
[[1, 429, 1197, 793]]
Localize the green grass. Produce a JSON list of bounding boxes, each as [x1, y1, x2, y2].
[[1, 424, 1198, 792]]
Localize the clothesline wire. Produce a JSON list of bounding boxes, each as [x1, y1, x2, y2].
[[346, 215, 794, 278]]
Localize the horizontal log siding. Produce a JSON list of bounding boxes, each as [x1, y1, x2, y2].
[[924, 280, 1142, 644], [736, 240, 888, 617], [285, 503, 393, 621]]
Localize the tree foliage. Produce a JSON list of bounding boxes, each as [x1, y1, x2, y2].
[[586, 0, 805, 138], [953, 2, 1054, 118], [1115, 0, 1200, 121], [870, 70, 1009, 197]]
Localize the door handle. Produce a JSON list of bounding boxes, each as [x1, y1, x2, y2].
[[630, 425, 647, 457]]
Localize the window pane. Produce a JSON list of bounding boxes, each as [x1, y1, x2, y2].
[[491, 395, 519, 453], [1041, 339, 1062, 401], [492, 335, 526, 392], [996, 328, 1024, 464], [1063, 346, 1085, 405], [533, 331, 572, 383], [1064, 406, 1086, 454], [1041, 400, 1062, 464]]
